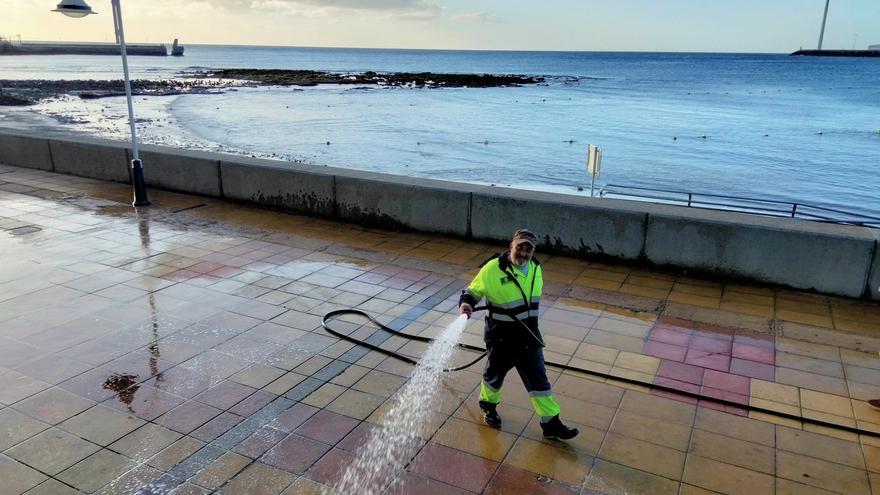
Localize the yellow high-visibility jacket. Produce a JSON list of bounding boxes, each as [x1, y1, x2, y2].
[[460, 252, 544, 347]]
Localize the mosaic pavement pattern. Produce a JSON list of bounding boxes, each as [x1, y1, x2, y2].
[[2, 162, 880, 494]]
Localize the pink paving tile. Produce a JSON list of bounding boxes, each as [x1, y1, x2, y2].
[[184, 275, 224, 288], [689, 335, 732, 353], [382, 277, 415, 290], [729, 358, 775, 381], [336, 422, 378, 452], [684, 349, 731, 372], [732, 343, 775, 364], [261, 433, 332, 474], [396, 269, 431, 282], [194, 380, 256, 410], [161, 269, 200, 282], [643, 341, 688, 362], [702, 370, 750, 395], [188, 262, 226, 274], [648, 327, 691, 347], [699, 387, 749, 416], [657, 360, 705, 385], [410, 442, 499, 493], [699, 399, 749, 416], [155, 400, 223, 434], [191, 411, 243, 442]]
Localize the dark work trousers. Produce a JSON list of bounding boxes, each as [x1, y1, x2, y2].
[[481, 342, 562, 421]]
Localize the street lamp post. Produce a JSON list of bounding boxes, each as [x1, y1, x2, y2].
[[53, 0, 151, 206]]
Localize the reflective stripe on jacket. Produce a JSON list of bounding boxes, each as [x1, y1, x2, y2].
[[459, 252, 544, 347]]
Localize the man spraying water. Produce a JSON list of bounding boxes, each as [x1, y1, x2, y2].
[[459, 229, 579, 440]]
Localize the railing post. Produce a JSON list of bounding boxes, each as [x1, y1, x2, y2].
[[791, 204, 798, 218], [687, 193, 692, 207]]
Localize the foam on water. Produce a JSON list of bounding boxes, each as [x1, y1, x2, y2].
[[330, 314, 469, 495]]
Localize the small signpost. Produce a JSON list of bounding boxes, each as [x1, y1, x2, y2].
[[586, 144, 602, 197]]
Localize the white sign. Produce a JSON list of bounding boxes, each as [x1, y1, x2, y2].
[[587, 144, 602, 177]]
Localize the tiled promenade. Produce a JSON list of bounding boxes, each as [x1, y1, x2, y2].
[[2, 162, 880, 495]]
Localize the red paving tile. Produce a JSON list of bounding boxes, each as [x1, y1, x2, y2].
[[261, 433, 332, 474], [643, 341, 687, 362], [692, 321, 734, 336], [483, 464, 581, 495], [305, 448, 355, 486], [733, 332, 775, 348], [336, 422, 378, 452], [191, 411, 243, 442], [702, 370, 750, 395], [410, 442, 499, 493], [654, 316, 696, 331], [732, 343, 775, 364], [684, 349, 731, 372], [729, 358, 775, 380], [104, 384, 186, 420], [388, 472, 474, 495], [295, 409, 359, 445], [657, 360, 705, 385], [228, 390, 276, 416]]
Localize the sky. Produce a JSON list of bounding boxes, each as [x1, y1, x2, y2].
[[4, 0, 880, 52]]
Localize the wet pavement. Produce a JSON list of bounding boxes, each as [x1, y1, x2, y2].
[[2, 162, 880, 495]]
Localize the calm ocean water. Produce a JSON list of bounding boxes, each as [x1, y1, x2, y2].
[[1, 45, 879, 217]]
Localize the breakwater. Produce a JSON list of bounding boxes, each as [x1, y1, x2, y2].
[[0, 42, 170, 56], [0, 129, 877, 300], [790, 49, 880, 57]]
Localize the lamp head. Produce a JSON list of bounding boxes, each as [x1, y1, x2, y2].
[[52, 0, 96, 18]]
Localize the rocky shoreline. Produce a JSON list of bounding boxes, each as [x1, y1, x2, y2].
[[0, 69, 542, 106], [201, 68, 543, 88]]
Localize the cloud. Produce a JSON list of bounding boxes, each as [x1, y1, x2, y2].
[[453, 11, 501, 23]]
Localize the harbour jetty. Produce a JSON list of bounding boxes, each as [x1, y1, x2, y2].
[[791, 49, 880, 57], [0, 40, 181, 56]]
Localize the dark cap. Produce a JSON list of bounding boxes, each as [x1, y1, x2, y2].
[[511, 229, 538, 247]]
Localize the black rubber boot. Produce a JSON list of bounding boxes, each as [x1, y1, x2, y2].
[[541, 415, 579, 440], [479, 400, 502, 428]]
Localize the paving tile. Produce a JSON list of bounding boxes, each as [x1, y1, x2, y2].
[[325, 389, 386, 420], [775, 367, 848, 396], [108, 423, 182, 461], [409, 441, 499, 492], [599, 431, 685, 479], [295, 409, 360, 445], [585, 459, 679, 495], [0, 453, 48, 494], [59, 404, 144, 446], [800, 389, 854, 418], [190, 411, 243, 443], [12, 387, 95, 425], [194, 380, 256, 410], [22, 478, 84, 495], [56, 448, 137, 494], [190, 451, 251, 490], [433, 417, 517, 462], [503, 436, 591, 486], [776, 450, 871, 494], [146, 436, 205, 471], [608, 408, 692, 451], [233, 425, 289, 459], [776, 425, 865, 469], [217, 462, 296, 495], [483, 463, 581, 494], [0, 407, 49, 451], [155, 400, 223, 434], [261, 433, 331, 474], [684, 349, 730, 372], [689, 429, 774, 474], [5, 427, 100, 475], [682, 454, 774, 495], [694, 407, 775, 447], [643, 340, 688, 361], [619, 390, 696, 426], [0, 370, 52, 405]]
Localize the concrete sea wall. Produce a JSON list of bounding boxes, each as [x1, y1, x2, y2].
[[1, 129, 878, 300]]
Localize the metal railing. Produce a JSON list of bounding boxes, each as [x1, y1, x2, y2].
[[598, 183, 880, 228]]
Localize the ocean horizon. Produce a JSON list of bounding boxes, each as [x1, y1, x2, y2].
[[1, 45, 879, 218]]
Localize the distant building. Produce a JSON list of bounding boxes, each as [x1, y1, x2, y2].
[[870, 44, 880, 50]]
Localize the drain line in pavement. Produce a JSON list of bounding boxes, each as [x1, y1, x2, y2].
[[323, 308, 880, 439]]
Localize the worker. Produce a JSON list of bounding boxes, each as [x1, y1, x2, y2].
[[459, 229, 579, 440]]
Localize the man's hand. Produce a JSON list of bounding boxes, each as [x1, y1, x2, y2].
[[459, 303, 473, 319]]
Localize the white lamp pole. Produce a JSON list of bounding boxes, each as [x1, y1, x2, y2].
[[818, 0, 830, 51], [53, 0, 151, 206]]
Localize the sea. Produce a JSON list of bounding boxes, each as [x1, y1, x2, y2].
[[1, 45, 879, 218]]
